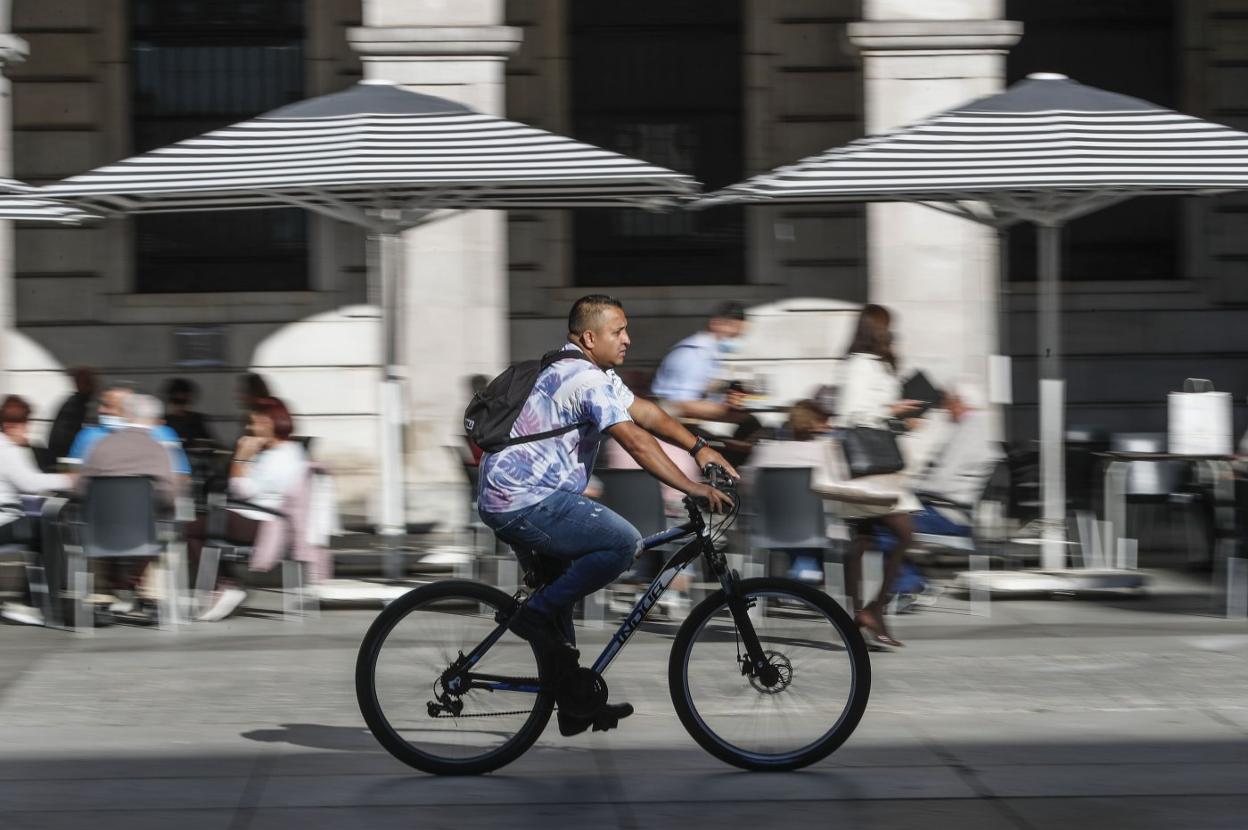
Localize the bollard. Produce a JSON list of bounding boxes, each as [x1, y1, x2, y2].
[[824, 560, 847, 612], [497, 556, 518, 593], [196, 549, 220, 618], [583, 591, 605, 629], [1074, 511, 1098, 569], [863, 551, 883, 608], [1228, 557, 1248, 620], [26, 564, 51, 625], [1116, 537, 1138, 571], [453, 551, 475, 582], [281, 560, 305, 623], [969, 554, 991, 617], [74, 566, 92, 635]]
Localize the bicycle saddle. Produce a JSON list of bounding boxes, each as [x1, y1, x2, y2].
[[511, 546, 566, 589]]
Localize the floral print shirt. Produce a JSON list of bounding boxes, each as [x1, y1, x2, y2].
[[478, 345, 635, 513]]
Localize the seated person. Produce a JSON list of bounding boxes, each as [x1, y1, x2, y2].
[[46, 367, 96, 469], [0, 395, 75, 626], [76, 393, 180, 621], [163, 377, 217, 447], [650, 301, 762, 465], [195, 396, 308, 622], [68, 383, 191, 477], [78, 393, 179, 511], [747, 400, 836, 583]]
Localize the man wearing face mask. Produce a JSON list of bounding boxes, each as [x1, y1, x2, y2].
[[651, 301, 762, 465], [67, 383, 191, 477]]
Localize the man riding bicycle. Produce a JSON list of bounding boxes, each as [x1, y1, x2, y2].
[[477, 295, 736, 737]]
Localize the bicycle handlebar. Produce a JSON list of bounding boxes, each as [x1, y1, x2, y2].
[[684, 462, 737, 513], [703, 463, 737, 497]]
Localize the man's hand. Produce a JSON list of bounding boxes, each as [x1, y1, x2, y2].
[[693, 445, 739, 479], [690, 482, 734, 513]]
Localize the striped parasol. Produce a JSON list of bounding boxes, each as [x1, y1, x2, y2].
[[703, 73, 1248, 216], [702, 73, 1248, 568], [43, 80, 698, 219], [0, 180, 96, 224], [0, 196, 96, 224], [44, 80, 699, 540]]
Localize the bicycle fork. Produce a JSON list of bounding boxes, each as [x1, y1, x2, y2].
[[718, 566, 784, 689]]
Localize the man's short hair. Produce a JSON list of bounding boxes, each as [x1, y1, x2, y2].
[[568, 294, 624, 335], [124, 393, 163, 424], [0, 395, 31, 425], [164, 377, 196, 403], [69, 367, 95, 396], [711, 301, 746, 322]]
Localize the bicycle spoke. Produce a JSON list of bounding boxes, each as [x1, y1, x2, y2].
[[677, 588, 863, 763], [368, 594, 548, 764]]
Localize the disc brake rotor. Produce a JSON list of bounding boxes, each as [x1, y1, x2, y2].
[[748, 650, 794, 694]]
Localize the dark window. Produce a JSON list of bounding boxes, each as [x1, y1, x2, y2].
[[1005, 0, 1180, 281], [131, 0, 308, 293], [569, 1, 745, 287]]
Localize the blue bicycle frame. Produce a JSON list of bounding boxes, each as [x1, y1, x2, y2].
[[449, 503, 748, 697]]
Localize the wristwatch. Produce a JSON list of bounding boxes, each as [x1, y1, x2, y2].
[[689, 436, 709, 457]]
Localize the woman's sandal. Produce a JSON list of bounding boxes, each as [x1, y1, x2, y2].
[[855, 607, 904, 648]]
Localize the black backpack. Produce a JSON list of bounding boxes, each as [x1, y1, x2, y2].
[[464, 348, 595, 452]]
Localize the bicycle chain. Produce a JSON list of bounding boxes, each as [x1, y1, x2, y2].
[[430, 676, 544, 719], [431, 709, 534, 719]]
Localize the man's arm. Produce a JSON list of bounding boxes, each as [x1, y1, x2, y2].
[[627, 397, 739, 478], [606, 420, 733, 512]]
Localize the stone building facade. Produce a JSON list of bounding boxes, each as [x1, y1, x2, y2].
[[0, 0, 1244, 527]]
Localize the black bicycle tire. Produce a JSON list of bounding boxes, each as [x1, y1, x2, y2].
[[668, 576, 872, 772], [355, 579, 556, 776]]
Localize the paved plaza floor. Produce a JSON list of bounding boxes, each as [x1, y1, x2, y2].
[[1, 575, 1246, 829]]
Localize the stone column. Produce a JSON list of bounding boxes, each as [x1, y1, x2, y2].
[[0, 2, 26, 391], [349, 1, 521, 527], [848, 1, 1020, 404]]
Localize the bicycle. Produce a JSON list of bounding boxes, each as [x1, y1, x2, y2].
[[355, 465, 871, 775]]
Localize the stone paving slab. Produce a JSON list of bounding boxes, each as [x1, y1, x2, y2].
[[1, 594, 1246, 828], [5, 809, 236, 830], [1006, 795, 1248, 830], [908, 709, 1248, 765], [0, 776, 251, 813]]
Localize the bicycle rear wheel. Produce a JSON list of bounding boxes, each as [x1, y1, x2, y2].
[[355, 580, 555, 775], [669, 577, 871, 771]]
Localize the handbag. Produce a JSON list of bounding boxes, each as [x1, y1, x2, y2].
[[840, 425, 905, 479]]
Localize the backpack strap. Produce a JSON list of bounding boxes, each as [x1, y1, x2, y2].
[[503, 348, 597, 447], [539, 347, 594, 368]]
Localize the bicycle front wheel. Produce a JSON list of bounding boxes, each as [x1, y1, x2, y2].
[[355, 580, 555, 775], [669, 577, 871, 771]]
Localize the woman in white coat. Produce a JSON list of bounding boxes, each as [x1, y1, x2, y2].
[[836, 304, 923, 647]]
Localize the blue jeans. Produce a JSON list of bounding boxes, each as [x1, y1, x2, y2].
[[873, 504, 971, 554], [480, 490, 642, 619], [874, 503, 973, 594]]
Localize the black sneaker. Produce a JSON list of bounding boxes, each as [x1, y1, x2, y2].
[[558, 702, 634, 737], [507, 605, 580, 667]]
